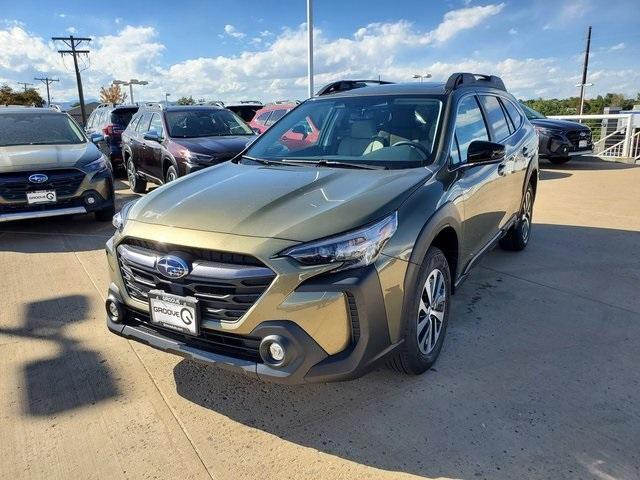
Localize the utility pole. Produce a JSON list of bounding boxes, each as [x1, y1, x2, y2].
[[34, 77, 59, 106], [578, 26, 592, 116], [17, 82, 34, 92], [52, 35, 91, 125], [307, 0, 314, 98]]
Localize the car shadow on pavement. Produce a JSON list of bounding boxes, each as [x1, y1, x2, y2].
[[539, 169, 572, 181], [542, 155, 638, 170], [172, 223, 640, 480], [0, 295, 119, 416]]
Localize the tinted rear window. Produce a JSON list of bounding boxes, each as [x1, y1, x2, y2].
[[111, 108, 138, 128]]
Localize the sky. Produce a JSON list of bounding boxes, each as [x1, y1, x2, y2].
[[1, 0, 639, 104]]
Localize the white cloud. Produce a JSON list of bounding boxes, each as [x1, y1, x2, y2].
[[1, 4, 637, 104], [66, 27, 77, 34], [509, 28, 518, 35], [609, 42, 625, 51], [115, 18, 122, 24], [58, 13, 66, 18], [223, 24, 246, 39]]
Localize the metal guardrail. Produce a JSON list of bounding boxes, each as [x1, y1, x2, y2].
[[548, 114, 640, 161]]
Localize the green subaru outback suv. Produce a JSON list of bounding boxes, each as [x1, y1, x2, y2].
[[106, 73, 539, 384]]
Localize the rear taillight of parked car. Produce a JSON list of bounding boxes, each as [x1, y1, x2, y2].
[[102, 124, 123, 137]]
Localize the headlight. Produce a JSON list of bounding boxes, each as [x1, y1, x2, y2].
[[185, 151, 214, 164], [280, 212, 398, 271], [112, 199, 139, 232], [84, 155, 110, 173], [534, 126, 562, 136]]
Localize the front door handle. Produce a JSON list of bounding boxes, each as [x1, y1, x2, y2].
[[522, 146, 529, 156]]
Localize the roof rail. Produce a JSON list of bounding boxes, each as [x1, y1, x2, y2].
[[445, 72, 506, 91], [264, 99, 301, 106], [140, 102, 165, 110], [316, 79, 395, 96]]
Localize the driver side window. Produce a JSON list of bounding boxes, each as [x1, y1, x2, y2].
[[454, 96, 489, 164]]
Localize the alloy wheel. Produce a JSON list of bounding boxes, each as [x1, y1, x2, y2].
[[417, 268, 446, 354], [127, 160, 136, 188], [166, 169, 176, 182]]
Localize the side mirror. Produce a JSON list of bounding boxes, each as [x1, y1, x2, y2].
[[89, 133, 105, 144], [466, 140, 505, 165], [144, 130, 162, 142]]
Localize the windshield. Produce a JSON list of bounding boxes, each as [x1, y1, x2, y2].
[[519, 103, 546, 120], [0, 112, 86, 147], [166, 109, 254, 138], [245, 94, 443, 169]]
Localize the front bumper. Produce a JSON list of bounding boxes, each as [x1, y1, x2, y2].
[[0, 168, 114, 222], [539, 133, 593, 158], [106, 257, 399, 384]]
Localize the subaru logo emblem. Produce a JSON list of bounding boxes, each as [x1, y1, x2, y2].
[[28, 173, 48, 184], [156, 255, 190, 279], [580, 131, 586, 137]]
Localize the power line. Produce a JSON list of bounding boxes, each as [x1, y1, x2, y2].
[[34, 77, 59, 106], [17, 82, 34, 92], [52, 35, 91, 125]]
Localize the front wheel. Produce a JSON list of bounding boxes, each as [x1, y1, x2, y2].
[[165, 165, 178, 183], [388, 246, 451, 375], [500, 183, 534, 251]]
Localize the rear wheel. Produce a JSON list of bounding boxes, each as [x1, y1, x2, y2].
[[388, 246, 451, 375], [500, 183, 534, 251], [127, 158, 147, 194], [548, 156, 571, 165]]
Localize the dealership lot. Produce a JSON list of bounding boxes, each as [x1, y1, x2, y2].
[[1, 158, 639, 480]]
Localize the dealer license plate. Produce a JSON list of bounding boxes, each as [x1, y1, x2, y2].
[[27, 190, 56, 204], [148, 290, 199, 335], [579, 140, 588, 148]]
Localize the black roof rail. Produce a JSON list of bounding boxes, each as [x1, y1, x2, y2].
[[140, 102, 165, 110], [445, 72, 506, 91], [316, 79, 395, 96]]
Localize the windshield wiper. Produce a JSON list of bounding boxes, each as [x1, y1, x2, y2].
[[280, 159, 387, 170], [241, 155, 304, 167]]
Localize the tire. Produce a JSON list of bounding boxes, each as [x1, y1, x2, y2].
[[388, 246, 451, 375], [548, 156, 571, 165], [126, 158, 147, 194], [500, 183, 534, 251], [94, 203, 115, 222], [165, 164, 178, 184]]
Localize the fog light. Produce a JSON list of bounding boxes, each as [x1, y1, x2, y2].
[[269, 342, 285, 362], [259, 335, 290, 366], [87, 196, 96, 205], [106, 298, 123, 323]]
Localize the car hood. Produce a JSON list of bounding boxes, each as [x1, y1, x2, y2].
[[0, 143, 101, 172], [171, 135, 255, 157], [529, 118, 590, 131], [129, 161, 433, 242]]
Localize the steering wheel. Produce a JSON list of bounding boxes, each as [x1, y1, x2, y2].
[[392, 141, 430, 159]]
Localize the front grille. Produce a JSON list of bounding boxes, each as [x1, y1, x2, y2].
[[566, 130, 592, 148], [0, 169, 85, 201], [126, 308, 262, 362], [117, 239, 276, 325]]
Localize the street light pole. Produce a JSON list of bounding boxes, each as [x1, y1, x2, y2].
[[165, 93, 171, 107], [578, 26, 592, 116], [112, 79, 148, 104], [412, 74, 432, 83], [307, 0, 314, 98]]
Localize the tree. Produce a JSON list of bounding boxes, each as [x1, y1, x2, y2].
[[522, 92, 640, 115], [176, 96, 195, 105], [99, 84, 127, 104], [0, 84, 45, 106]]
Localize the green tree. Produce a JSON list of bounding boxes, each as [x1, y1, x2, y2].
[[0, 85, 45, 107], [176, 96, 195, 105]]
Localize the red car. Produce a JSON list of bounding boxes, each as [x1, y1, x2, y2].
[[249, 102, 299, 134]]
